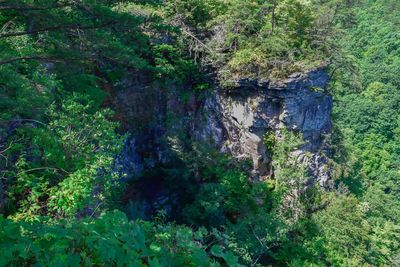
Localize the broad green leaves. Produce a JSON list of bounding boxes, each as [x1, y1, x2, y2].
[[7, 96, 123, 219], [0, 211, 238, 266]]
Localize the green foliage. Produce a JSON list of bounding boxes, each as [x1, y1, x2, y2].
[[1, 0, 400, 266], [271, 129, 307, 195], [0, 66, 55, 121], [220, 129, 319, 265], [164, 0, 225, 29], [153, 44, 199, 83], [0, 210, 239, 266], [165, 0, 343, 84], [329, 0, 400, 264], [306, 194, 371, 266], [167, 139, 259, 227], [5, 96, 123, 219]]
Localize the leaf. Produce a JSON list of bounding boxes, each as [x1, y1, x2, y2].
[[210, 245, 224, 258]]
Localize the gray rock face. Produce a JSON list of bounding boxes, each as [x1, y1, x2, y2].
[[111, 67, 333, 187], [115, 138, 144, 182], [196, 68, 333, 185], [109, 67, 333, 220]]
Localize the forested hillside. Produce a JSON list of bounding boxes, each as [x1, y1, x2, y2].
[[0, 0, 399, 266]]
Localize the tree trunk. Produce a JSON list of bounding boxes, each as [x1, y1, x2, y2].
[[271, 0, 278, 34]]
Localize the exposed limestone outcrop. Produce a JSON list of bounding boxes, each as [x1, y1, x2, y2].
[[196, 67, 332, 185], [110, 67, 333, 219], [112, 66, 333, 188]]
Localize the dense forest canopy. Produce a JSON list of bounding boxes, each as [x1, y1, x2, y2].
[[0, 0, 399, 266]]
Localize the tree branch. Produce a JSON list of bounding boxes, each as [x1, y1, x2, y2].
[[0, 21, 115, 38], [19, 167, 69, 175], [0, 4, 70, 11], [182, 29, 213, 54], [0, 56, 63, 65], [0, 54, 97, 65]]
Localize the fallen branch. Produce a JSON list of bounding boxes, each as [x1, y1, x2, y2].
[[181, 29, 214, 54]]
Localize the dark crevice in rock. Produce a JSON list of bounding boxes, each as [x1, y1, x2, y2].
[[111, 67, 334, 218]]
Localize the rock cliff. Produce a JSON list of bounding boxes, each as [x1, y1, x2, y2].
[[113, 67, 333, 186], [196, 67, 332, 185]]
